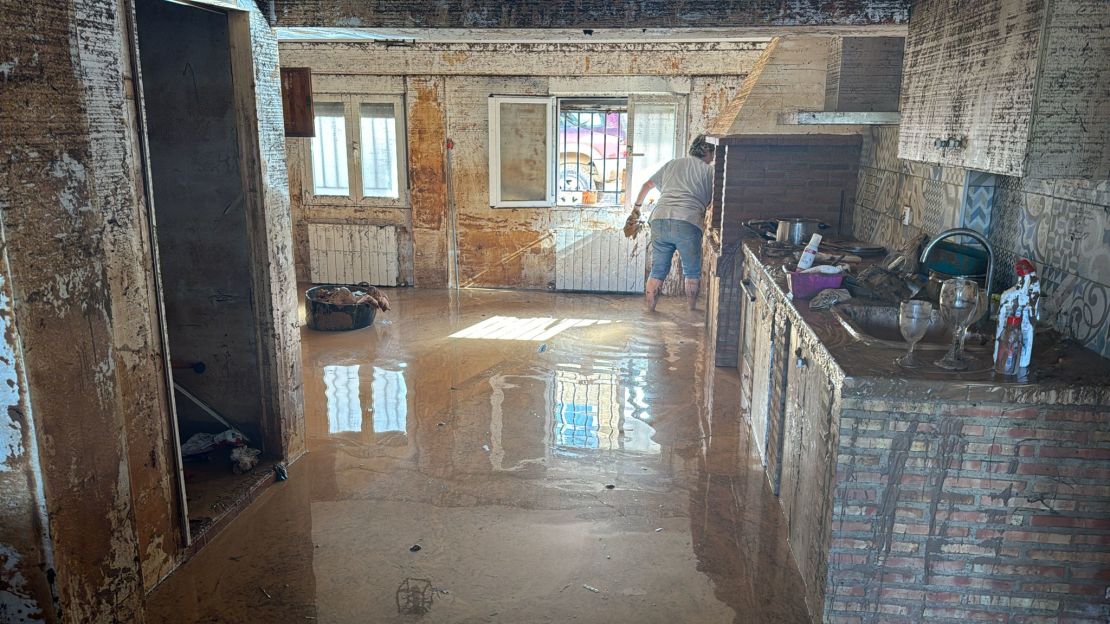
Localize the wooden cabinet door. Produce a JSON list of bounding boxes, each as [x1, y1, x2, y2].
[[737, 264, 757, 414], [746, 275, 774, 467], [778, 326, 837, 619]]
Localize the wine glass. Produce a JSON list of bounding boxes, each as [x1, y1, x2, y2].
[[935, 278, 980, 370], [896, 300, 934, 368]]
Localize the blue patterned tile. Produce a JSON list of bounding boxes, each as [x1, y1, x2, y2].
[[960, 170, 997, 236]]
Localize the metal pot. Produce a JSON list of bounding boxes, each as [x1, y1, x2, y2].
[[744, 218, 828, 245], [776, 218, 826, 245]]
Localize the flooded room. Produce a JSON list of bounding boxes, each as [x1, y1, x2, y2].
[[1, 1, 1108, 623]]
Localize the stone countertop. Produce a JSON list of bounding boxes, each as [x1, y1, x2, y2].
[[742, 239, 1110, 406]]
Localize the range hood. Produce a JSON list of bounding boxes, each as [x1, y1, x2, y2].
[[708, 35, 904, 136]]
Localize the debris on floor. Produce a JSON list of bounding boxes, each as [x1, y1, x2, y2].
[[273, 463, 288, 481], [230, 446, 261, 474], [409, 544, 422, 552], [181, 429, 244, 457], [582, 585, 601, 593]]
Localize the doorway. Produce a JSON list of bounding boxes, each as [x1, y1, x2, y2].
[[134, 0, 275, 540], [551, 95, 683, 293]]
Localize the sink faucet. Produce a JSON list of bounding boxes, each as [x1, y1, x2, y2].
[[919, 227, 995, 310]]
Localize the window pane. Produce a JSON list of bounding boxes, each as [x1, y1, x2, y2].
[[556, 100, 627, 206], [359, 103, 399, 199], [311, 102, 349, 196], [629, 103, 678, 204], [498, 102, 548, 202]]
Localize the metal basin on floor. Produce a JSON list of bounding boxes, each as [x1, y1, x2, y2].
[[831, 304, 989, 351]]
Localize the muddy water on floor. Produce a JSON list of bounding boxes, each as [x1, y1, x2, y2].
[[147, 290, 811, 624]]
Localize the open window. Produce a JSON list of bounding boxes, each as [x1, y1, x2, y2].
[[488, 94, 683, 209], [307, 94, 407, 208]]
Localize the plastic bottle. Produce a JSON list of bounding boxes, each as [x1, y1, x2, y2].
[[796, 233, 822, 270], [994, 315, 1024, 375], [993, 258, 1038, 367]]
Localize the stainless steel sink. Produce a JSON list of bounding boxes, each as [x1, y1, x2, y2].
[[831, 304, 990, 351]]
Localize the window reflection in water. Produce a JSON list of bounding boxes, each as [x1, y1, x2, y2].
[[323, 365, 407, 435], [551, 364, 659, 455], [324, 364, 362, 434], [372, 366, 407, 434]]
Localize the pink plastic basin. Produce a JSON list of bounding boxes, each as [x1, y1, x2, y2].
[[787, 271, 844, 299]]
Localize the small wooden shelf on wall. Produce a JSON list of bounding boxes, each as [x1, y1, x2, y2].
[[280, 67, 314, 138]]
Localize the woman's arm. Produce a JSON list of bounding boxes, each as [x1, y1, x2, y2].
[[631, 179, 655, 211]]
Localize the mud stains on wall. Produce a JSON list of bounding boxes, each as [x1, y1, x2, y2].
[[0, 0, 303, 620], [0, 0, 146, 620], [282, 41, 760, 290], [272, 0, 909, 29], [407, 77, 451, 288]]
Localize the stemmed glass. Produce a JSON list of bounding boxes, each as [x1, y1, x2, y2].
[[935, 278, 980, 371], [896, 300, 934, 368]]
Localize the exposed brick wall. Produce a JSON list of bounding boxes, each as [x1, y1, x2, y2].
[[719, 136, 862, 244], [272, 0, 909, 28], [709, 135, 860, 369], [828, 400, 1110, 623]]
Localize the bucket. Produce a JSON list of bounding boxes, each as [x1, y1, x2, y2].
[[305, 285, 377, 331], [787, 271, 844, 299]]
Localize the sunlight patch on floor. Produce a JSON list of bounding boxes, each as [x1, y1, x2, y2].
[[449, 316, 615, 341]]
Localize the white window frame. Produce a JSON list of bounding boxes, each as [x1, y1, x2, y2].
[[304, 93, 408, 209], [488, 96, 556, 208]]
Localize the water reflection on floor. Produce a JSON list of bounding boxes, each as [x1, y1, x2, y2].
[[147, 289, 812, 624]]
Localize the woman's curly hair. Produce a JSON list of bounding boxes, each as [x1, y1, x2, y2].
[[689, 135, 714, 159]]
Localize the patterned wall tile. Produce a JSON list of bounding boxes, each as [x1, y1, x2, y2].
[[1053, 178, 1110, 207], [872, 126, 900, 172], [851, 129, 1109, 359], [1039, 266, 1110, 357], [936, 164, 966, 186], [961, 170, 997, 235], [1066, 202, 1110, 287], [1038, 197, 1083, 277]]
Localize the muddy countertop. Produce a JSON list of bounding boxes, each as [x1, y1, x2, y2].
[[742, 239, 1110, 406]]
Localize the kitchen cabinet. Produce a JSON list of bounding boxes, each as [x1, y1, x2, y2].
[[779, 325, 838, 617], [738, 238, 1110, 623], [743, 267, 775, 468], [898, 0, 1108, 178]]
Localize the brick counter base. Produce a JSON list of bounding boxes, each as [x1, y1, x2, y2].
[[827, 401, 1110, 623]]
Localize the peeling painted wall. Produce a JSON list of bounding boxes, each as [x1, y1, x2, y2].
[[281, 41, 760, 290], [1, 0, 147, 619], [0, 0, 304, 619], [271, 0, 909, 29]]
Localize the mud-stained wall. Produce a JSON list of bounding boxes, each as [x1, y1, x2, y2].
[[272, 0, 909, 29], [1, 0, 147, 620], [237, 5, 307, 463], [0, 0, 303, 620], [281, 41, 762, 289]]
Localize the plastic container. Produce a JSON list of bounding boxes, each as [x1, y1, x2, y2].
[[305, 285, 377, 331], [787, 271, 844, 299], [994, 315, 1024, 375]]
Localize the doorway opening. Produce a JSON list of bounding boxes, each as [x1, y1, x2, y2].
[[134, 0, 276, 541]]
